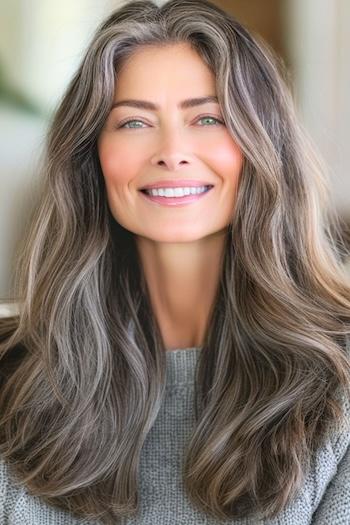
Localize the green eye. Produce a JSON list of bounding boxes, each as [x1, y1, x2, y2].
[[119, 119, 145, 129], [197, 116, 223, 126]]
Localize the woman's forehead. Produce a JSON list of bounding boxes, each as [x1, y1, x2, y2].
[[114, 44, 217, 101]]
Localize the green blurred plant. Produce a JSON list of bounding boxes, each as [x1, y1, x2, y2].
[[0, 57, 47, 117]]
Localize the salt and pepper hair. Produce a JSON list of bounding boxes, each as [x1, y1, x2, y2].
[[1, 0, 350, 523]]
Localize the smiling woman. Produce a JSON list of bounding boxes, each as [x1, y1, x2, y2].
[[97, 42, 244, 350], [0, 1, 350, 524]]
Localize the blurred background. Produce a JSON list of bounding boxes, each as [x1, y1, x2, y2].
[[0, 0, 349, 315]]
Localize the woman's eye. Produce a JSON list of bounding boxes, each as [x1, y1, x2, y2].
[[196, 116, 224, 126], [118, 119, 147, 129]]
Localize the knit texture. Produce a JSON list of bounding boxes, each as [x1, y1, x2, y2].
[[1, 346, 349, 524]]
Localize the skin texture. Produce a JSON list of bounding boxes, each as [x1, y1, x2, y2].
[[97, 42, 243, 350]]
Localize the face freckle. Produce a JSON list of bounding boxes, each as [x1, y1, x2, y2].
[[97, 42, 244, 244]]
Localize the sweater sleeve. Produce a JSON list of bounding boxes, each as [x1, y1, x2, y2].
[[310, 439, 350, 524]]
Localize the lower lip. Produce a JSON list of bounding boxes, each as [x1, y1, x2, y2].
[[138, 186, 214, 207]]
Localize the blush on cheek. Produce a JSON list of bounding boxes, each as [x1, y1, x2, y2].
[[209, 145, 243, 171], [98, 151, 118, 180], [100, 155, 136, 188], [99, 148, 119, 173]]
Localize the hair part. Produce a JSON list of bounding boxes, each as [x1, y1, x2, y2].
[[1, 0, 350, 523]]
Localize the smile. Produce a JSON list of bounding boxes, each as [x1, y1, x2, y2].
[[138, 185, 214, 207]]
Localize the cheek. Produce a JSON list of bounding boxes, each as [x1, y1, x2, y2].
[[98, 141, 139, 186], [208, 136, 244, 177]]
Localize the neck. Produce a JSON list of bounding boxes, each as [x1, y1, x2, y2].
[[135, 229, 227, 350]]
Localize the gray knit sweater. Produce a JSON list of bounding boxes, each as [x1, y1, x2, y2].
[[1, 346, 349, 524]]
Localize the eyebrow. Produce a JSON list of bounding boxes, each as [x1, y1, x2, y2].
[[110, 96, 219, 111]]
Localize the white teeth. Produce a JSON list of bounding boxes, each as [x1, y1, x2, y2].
[[145, 186, 209, 197]]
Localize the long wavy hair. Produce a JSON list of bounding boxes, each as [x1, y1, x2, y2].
[[1, 0, 350, 523]]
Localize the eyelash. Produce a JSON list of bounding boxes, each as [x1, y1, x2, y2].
[[116, 115, 224, 129]]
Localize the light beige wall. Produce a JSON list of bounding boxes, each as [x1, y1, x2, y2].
[[284, 0, 350, 219], [0, 0, 123, 302], [1, 0, 122, 114]]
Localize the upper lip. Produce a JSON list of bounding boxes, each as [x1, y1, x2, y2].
[[139, 179, 214, 190]]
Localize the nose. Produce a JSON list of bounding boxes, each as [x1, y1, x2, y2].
[[150, 127, 192, 171]]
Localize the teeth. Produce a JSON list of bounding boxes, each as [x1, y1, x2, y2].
[[145, 186, 209, 197]]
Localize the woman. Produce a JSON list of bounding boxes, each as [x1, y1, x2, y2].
[[1, 0, 350, 523]]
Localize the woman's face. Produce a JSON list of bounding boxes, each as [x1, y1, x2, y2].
[[97, 42, 243, 243]]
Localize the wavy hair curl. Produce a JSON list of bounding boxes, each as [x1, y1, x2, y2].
[[1, 0, 350, 523]]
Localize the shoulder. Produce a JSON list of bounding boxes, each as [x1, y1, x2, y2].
[[307, 335, 350, 511], [329, 334, 350, 462], [331, 392, 350, 463], [0, 458, 82, 524], [0, 456, 26, 521]]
